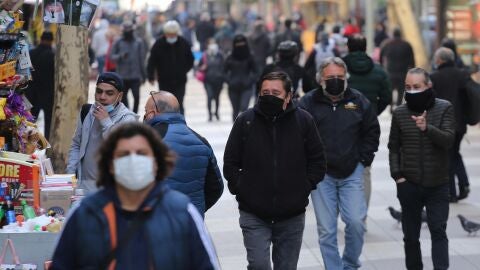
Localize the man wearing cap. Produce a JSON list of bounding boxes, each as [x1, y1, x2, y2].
[[25, 31, 55, 140], [110, 22, 147, 113], [147, 20, 194, 114], [66, 72, 138, 193]]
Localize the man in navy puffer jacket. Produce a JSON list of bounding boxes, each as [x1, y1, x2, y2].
[[144, 91, 223, 216]]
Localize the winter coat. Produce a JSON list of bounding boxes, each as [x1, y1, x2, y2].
[[248, 30, 271, 67], [110, 37, 147, 81], [147, 36, 194, 86], [430, 62, 469, 133], [26, 44, 54, 106], [223, 103, 326, 221], [343, 51, 392, 115], [224, 55, 257, 91], [199, 53, 225, 88], [388, 99, 455, 187], [148, 113, 223, 215], [299, 88, 380, 178], [380, 38, 415, 75], [51, 183, 219, 270]]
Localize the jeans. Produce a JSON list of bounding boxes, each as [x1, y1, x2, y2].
[[228, 87, 251, 121], [363, 166, 371, 209], [397, 181, 449, 270], [96, 56, 105, 75], [239, 210, 305, 270], [311, 163, 366, 270], [122, 79, 141, 113], [449, 131, 469, 198]]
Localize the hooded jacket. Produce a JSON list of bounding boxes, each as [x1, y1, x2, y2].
[[299, 88, 380, 178], [66, 102, 138, 180], [223, 103, 326, 221], [147, 113, 223, 215], [343, 51, 392, 115]]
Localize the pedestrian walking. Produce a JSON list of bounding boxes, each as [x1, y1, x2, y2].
[[388, 67, 454, 270], [91, 19, 110, 75]]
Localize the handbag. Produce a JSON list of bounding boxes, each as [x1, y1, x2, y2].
[[465, 79, 480, 125], [0, 239, 37, 270], [195, 53, 208, 82]]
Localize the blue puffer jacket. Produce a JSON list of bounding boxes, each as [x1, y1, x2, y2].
[[51, 183, 219, 270], [148, 113, 223, 215]]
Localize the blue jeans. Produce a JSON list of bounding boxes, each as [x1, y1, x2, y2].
[[311, 163, 367, 270], [96, 56, 105, 75], [239, 210, 305, 270]]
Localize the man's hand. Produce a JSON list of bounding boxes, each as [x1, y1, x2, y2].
[[93, 104, 109, 121], [411, 111, 427, 131], [396, 177, 406, 184]]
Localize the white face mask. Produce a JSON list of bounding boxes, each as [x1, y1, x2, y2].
[[114, 154, 155, 191], [166, 37, 178, 44]]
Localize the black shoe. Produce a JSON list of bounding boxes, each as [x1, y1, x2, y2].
[[215, 112, 220, 121], [458, 187, 470, 200], [208, 114, 213, 122]]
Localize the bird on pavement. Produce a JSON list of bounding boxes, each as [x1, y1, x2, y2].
[[458, 215, 480, 236], [388, 207, 428, 225]]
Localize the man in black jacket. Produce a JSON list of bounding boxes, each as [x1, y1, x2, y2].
[[25, 31, 55, 140], [299, 57, 380, 270], [224, 71, 326, 270], [431, 47, 470, 202], [389, 67, 455, 270], [147, 20, 194, 114]]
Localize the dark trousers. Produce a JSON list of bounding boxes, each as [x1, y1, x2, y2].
[[31, 104, 53, 141], [449, 131, 469, 198], [204, 82, 222, 117], [239, 210, 305, 270], [397, 181, 449, 270], [228, 87, 251, 121], [121, 79, 141, 113], [158, 81, 186, 114]]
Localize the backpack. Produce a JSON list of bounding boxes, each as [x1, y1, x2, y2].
[[80, 104, 92, 124]]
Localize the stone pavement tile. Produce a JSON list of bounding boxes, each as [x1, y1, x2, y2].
[[462, 255, 480, 270]]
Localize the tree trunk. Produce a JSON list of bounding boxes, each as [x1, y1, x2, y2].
[[50, 25, 89, 173]]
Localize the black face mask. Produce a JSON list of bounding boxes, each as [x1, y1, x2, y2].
[[258, 95, 285, 117], [405, 88, 435, 113], [324, 78, 345, 96], [123, 31, 134, 40]]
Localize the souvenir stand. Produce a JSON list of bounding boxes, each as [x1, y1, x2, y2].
[[0, 2, 77, 268]]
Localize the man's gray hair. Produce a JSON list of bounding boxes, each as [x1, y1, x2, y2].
[[434, 47, 455, 64], [155, 99, 180, 113], [316, 57, 348, 82], [407, 67, 431, 85]]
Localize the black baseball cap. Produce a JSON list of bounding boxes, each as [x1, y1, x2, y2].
[[96, 72, 124, 91]]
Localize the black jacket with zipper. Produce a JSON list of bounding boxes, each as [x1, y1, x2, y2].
[[299, 88, 380, 179], [223, 103, 326, 221], [388, 98, 455, 187]]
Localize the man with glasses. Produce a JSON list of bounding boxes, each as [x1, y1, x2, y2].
[[299, 57, 380, 270], [144, 91, 223, 217], [66, 72, 138, 193]]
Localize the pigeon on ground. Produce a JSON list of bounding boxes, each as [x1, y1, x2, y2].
[[458, 215, 480, 236], [388, 206, 402, 224], [388, 207, 428, 224]]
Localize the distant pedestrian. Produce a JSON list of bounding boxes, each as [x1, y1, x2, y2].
[[91, 19, 110, 74], [274, 19, 303, 57], [388, 68, 454, 270], [110, 22, 147, 113], [147, 20, 194, 114], [380, 28, 415, 108], [199, 41, 225, 121], [248, 19, 271, 74], [196, 13, 215, 51], [430, 47, 470, 202], [224, 34, 257, 121], [25, 31, 55, 140]]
